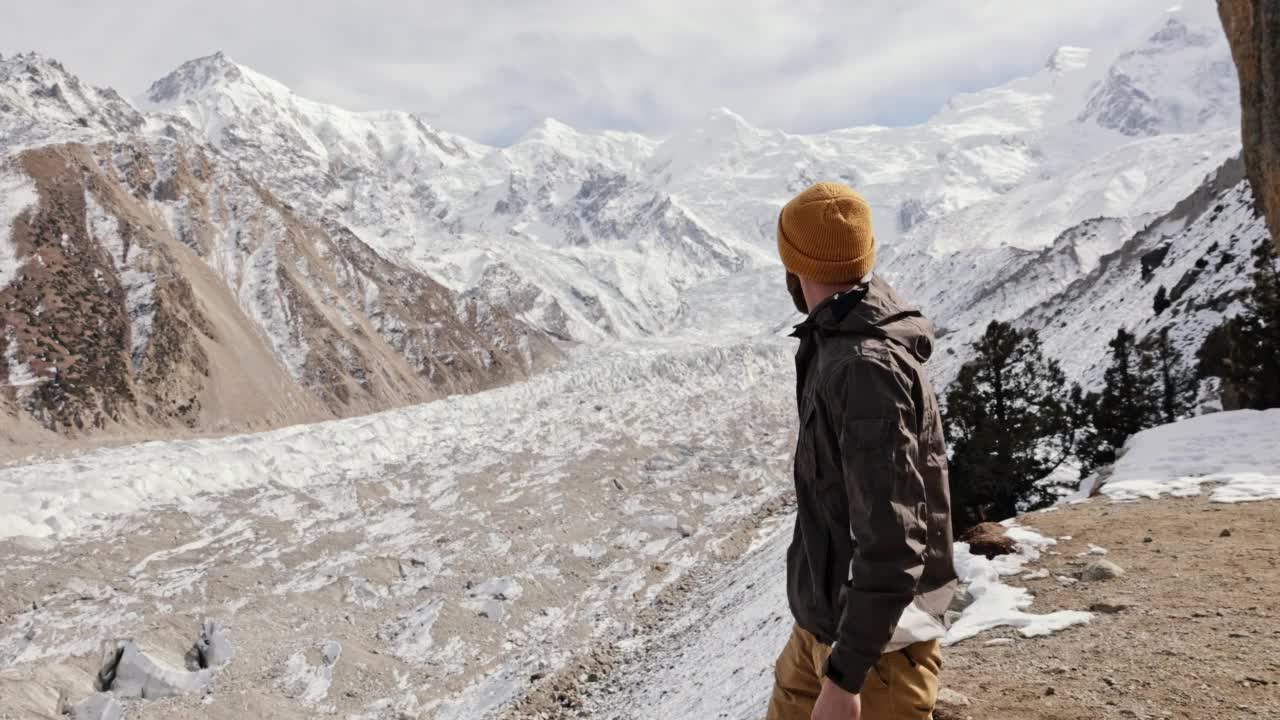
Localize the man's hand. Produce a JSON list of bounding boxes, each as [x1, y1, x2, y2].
[[811, 677, 861, 720]]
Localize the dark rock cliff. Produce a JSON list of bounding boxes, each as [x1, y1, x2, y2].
[[1219, 0, 1280, 251]]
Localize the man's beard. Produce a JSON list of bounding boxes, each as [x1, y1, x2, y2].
[[786, 272, 808, 314]]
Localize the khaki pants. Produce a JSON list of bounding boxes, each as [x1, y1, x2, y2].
[[766, 624, 941, 720]]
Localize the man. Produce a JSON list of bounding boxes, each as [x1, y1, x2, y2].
[[768, 182, 957, 720]]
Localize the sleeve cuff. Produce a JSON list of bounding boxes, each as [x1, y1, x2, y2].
[[822, 648, 868, 695]]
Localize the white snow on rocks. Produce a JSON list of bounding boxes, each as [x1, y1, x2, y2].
[[86, 190, 157, 367], [378, 600, 444, 664], [1101, 409, 1280, 503], [234, 210, 311, 381], [4, 328, 42, 396], [281, 640, 342, 704], [0, 161, 38, 290], [464, 577, 523, 623]]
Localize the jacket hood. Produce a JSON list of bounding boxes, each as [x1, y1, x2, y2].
[[798, 274, 935, 363]]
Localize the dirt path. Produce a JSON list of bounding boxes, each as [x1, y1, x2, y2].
[[943, 495, 1279, 720]]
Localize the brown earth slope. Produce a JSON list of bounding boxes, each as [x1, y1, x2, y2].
[[1, 140, 558, 448]]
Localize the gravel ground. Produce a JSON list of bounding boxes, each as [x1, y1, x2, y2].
[[942, 495, 1280, 720]]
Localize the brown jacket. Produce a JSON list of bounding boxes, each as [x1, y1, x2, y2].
[[786, 274, 956, 694]]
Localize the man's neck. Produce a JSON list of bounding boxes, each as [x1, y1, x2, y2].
[[802, 273, 872, 316]]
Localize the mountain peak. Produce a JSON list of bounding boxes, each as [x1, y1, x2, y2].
[[1045, 46, 1092, 75], [0, 51, 74, 81], [705, 107, 752, 129], [1147, 15, 1212, 48], [1076, 11, 1236, 137], [524, 117, 580, 141], [143, 51, 256, 107], [0, 51, 144, 150]]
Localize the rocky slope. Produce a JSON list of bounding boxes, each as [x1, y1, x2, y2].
[[1219, 0, 1280, 250], [1016, 155, 1268, 387], [1, 55, 556, 441]]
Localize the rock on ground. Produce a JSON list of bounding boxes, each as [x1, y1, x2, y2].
[[68, 693, 124, 720], [100, 641, 214, 699], [189, 619, 233, 670], [959, 522, 1018, 559], [1081, 559, 1125, 582], [1088, 599, 1134, 614]]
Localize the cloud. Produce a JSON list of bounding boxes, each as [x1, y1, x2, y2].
[[0, 0, 1219, 144]]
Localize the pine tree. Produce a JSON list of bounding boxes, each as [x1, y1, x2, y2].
[[1198, 242, 1280, 409], [943, 321, 1077, 532], [1153, 285, 1170, 315], [1141, 327, 1197, 424], [1080, 328, 1157, 477]]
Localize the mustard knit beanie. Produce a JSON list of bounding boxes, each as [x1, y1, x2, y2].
[[777, 182, 875, 283]]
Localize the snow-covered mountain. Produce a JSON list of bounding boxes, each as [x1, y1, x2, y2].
[[0, 53, 144, 151], [1078, 15, 1240, 136], [1022, 155, 1267, 386], [0, 55, 556, 439], [0, 6, 1266, 440], [133, 13, 1246, 344], [3, 6, 1278, 719]]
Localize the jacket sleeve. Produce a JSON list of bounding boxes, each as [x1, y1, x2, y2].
[[821, 355, 929, 694]]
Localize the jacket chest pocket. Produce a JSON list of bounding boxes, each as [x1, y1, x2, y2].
[[798, 399, 843, 495]]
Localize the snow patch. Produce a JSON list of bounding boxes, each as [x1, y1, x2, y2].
[[0, 163, 38, 289], [378, 600, 444, 663], [464, 576, 523, 623], [236, 212, 310, 380], [945, 525, 1093, 645], [1100, 410, 1280, 503], [4, 329, 42, 396], [281, 640, 341, 704], [86, 191, 157, 367]]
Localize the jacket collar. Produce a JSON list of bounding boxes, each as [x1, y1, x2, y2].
[[789, 278, 872, 339]]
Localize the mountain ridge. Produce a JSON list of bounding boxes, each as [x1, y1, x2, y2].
[[0, 4, 1264, 443]]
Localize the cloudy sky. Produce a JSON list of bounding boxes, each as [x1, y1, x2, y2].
[[4, 0, 1214, 144]]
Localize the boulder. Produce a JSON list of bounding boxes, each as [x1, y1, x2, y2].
[[67, 693, 123, 720], [937, 687, 971, 706], [1081, 560, 1125, 582], [98, 619, 233, 700], [100, 640, 213, 699], [960, 523, 1018, 559], [187, 619, 233, 670]]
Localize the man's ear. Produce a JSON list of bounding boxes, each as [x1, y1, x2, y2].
[[786, 272, 808, 315]]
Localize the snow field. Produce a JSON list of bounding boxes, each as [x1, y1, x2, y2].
[[1101, 408, 1280, 503]]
